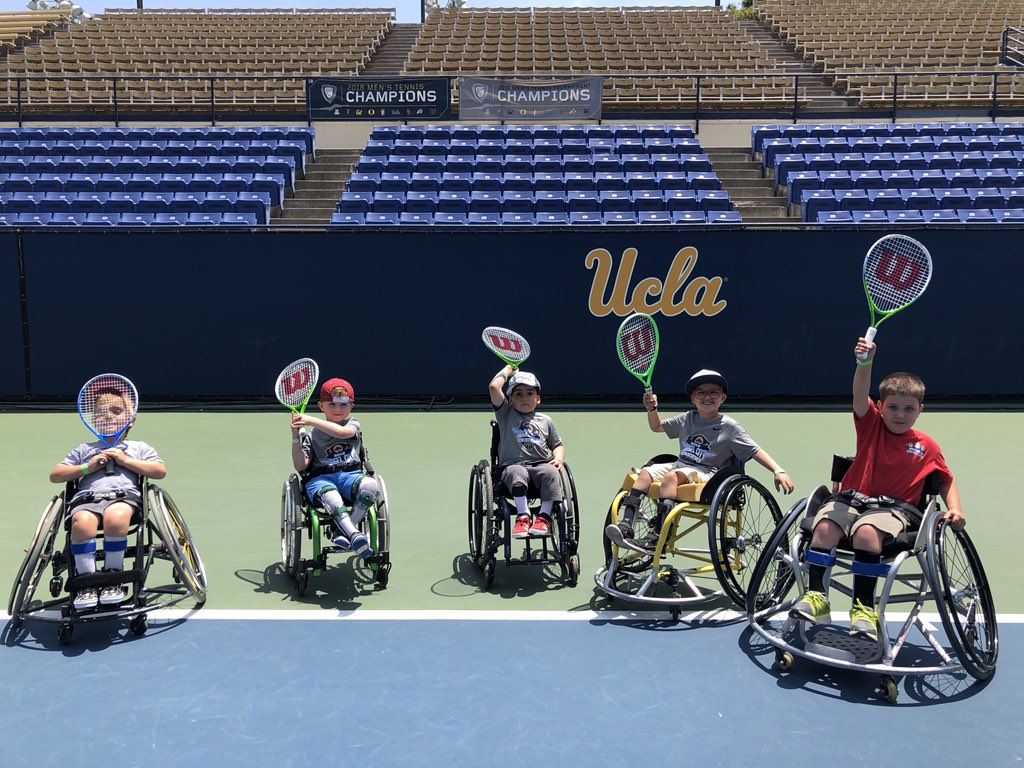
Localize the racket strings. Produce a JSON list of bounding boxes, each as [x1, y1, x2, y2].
[[80, 375, 137, 438], [276, 361, 318, 407], [617, 316, 658, 376], [482, 328, 531, 365], [865, 240, 932, 313]]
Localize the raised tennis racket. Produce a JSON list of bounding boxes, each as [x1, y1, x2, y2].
[[858, 235, 932, 359], [78, 373, 139, 475], [616, 312, 660, 394], [482, 326, 530, 369], [274, 358, 319, 415]]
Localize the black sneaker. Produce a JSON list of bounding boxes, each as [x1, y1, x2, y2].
[[605, 519, 634, 546], [623, 530, 661, 555]]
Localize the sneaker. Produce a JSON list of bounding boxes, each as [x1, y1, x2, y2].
[[622, 530, 660, 555], [99, 584, 127, 606], [790, 590, 832, 625], [73, 588, 98, 610], [605, 519, 634, 547], [349, 532, 373, 561], [528, 515, 551, 537], [850, 600, 880, 641], [511, 515, 532, 539]]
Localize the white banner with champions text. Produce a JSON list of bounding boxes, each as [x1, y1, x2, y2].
[[458, 76, 602, 120]]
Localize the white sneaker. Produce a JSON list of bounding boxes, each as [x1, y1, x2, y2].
[[99, 584, 127, 606], [74, 588, 98, 610]]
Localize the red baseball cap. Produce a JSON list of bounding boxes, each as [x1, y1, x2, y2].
[[320, 377, 355, 403]]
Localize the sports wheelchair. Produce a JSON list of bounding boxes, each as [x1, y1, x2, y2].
[[595, 454, 782, 619], [280, 446, 391, 596], [467, 421, 580, 590], [7, 479, 206, 645], [745, 456, 998, 703]]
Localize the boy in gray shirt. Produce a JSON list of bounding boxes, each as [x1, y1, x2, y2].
[[607, 368, 794, 553], [489, 365, 566, 538]]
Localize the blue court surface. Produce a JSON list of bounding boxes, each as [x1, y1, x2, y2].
[[3, 611, 1020, 768]]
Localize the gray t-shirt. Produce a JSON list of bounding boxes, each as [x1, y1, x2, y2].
[[60, 439, 163, 503], [662, 411, 759, 471], [493, 401, 563, 467], [299, 418, 362, 472]]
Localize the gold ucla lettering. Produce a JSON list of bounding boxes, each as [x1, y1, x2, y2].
[[585, 246, 727, 317]]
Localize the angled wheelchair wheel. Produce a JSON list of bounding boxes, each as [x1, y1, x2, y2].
[[927, 519, 998, 681], [281, 475, 304, 578], [558, 464, 581, 586], [467, 463, 486, 563], [372, 475, 391, 587], [148, 485, 207, 603], [8, 494, 65, 626], [709, 475, 783, 608], [745, 499, 807, 618], [476, 460, 498, 588]]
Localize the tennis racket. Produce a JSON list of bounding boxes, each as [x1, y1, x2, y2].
[[616, 312, 660, 394], [482, 326, 530, 369], [274, 358, 319, 415], [78, 373, 139, 475], [858, 235, 932, 359]]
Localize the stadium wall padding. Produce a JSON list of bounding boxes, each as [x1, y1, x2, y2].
[[5, 228, 1021, 400]]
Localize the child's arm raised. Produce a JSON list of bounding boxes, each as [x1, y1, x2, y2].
[[489, 364, 513, 408], [852, 336, 876, 418], [643, 391, 665, 433]]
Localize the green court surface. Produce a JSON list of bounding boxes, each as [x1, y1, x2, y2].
[[3, 409, 1019, 613]]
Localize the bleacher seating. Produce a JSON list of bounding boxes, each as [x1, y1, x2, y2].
[[0, 125, 314, 225], [335, 123, 737, 226], [753, 121, 1024, 223]]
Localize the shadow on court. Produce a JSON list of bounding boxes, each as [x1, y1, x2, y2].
[[736, 623, 991, 706], [233, 562, 386, 610], [432, 553, 581, 599], [2, 614, 190, 654]]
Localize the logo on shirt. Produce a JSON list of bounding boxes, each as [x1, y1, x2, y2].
[[514, 419, 545, 446], [905, 441, 925, 459], [681, 434, 712, 463]]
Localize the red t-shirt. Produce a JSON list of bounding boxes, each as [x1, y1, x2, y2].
[[841, 400, 952, 505]]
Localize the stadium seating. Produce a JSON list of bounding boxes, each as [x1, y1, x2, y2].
[[339, 124, 736, 226]]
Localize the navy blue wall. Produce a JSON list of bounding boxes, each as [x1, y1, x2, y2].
[[6, 228, 1021, 400], [0, 232, 23, 396]]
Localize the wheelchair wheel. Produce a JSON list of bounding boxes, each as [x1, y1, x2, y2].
[[371, 475, 391, 588], [927, 519, 998, 681], [744, 499, 807, 617], [149, 485, 207, 603], [601, 494, 656, 588], [8, 494, 65, 626], [475, 460, 499, 586], [557, 464, 581, 586], [467, 463, 486, 563], [708, 475, 783, 608], [281, 475, 304, 578]]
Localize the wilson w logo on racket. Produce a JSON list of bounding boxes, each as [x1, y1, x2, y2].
[[282, 367, 313, 397], [275, 358, 319, 415], [482, 326, 531, 368], [859, 235, 932, 357], [616, 312, 660, 394]]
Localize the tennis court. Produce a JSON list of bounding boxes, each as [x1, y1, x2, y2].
[[2, 409, 1020, 765]]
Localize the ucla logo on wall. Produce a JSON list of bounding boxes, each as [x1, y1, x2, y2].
[[585, 246, 727, 317]]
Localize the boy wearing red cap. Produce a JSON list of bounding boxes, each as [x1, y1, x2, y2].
[[606, 368, 794, 554], [289, 377, 378, 560]]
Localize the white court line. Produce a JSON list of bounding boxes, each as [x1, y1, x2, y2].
[[7, 609, 1024, 624]]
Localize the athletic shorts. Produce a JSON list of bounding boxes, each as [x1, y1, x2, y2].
[[642, 461, 714, 484], [812, 500, 917, 545]]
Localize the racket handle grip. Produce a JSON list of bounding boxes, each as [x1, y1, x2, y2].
[[104, 461, 115, 476], [643, 386, 652, 395], [857, 327, 878, 360]]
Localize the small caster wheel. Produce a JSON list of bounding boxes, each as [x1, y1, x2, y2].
[[567, 555, 580, 587], [482, 559, 496, 590], [881, 676, 899, 704], [130, 614, 148, 636], [49, 576, 63, 598], [376, 566, 390, 589], [58, 623, 73, 646], [295, 572, 309, 597], [775, 651, 794, 671], [669, 604, 682, 621]]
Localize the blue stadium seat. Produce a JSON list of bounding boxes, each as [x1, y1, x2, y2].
[[665, 190, 698, 212], [501, 212, 536, 225], [819, 170, 853, 191], [120, 213, 155, 225], [33, 174, 67, 192], [802, 190, 838, 221], [968, 188, 1006, 209], [437, 191, 470, 215], [851, 211, 888, 222], [620, 154, 651, 173], [365, 212, 401, 225], [958, 208, 996, 223], [6, 192, 41, 213], [433, 212, 468, 225], [1, 174, 37, 192], [474, 155, 505, 174], [330, 212, 365, 225], [534, 192, 568, 214], [567, 191, 600, 213], [978, 169, 1012, 188], [371, 192, 406, 214], [533, 173, 564, 192], [562, 155, 593, 174], [935, 188, 971, 209], [697, 190, 732, 211], [632, 191, 666, 212], [886, 209, 925, 223], [603, 211, 638, 225], [879, 170, 916, 190], [591, 155, 623, 174], [49, 212, 85, 225], [946, 169, 980, 188], [83, 212, 120, 225], [564, 173, 596, 192], [535, 212, 570, 225], [866, 189, 903, 210], [568, 211, 603, 224], [595, 173, 628, 192], [152, 213, 189, 225], [650, 154, 683, 173], [921, 209, 959, 222], [637, 210, 673, 224], [503, 155, 534, 174], [851, 170, 884, 190], [470, 173, 502, 192], [672, 211, 706, 224], [170, 192, 205, 213], [66, 193, 108, 213], [14, 212, 53, 225], [201, 192, 239, 213], [502, 173, 534, 193], [900, 189, 939, 210], [837, 189, 870, 211], [443, 157, 474, 175], [399, 212, 434, 225], [410, 173, 442, 193], [467, 212, 501, 225], [501, 192, 535, 214], [816, 210, 854, 224], [347, 173, 379, 193], [185, 212, 224, 225], [440, 172, 472, 192], [600, 191, 632, 213], [786, 171, 821, 207], [405, 192, 438, 213], [709, 211, 742, 224], [337, 193, 370, 214], [993, 208, 1024, 222], [625, 172, 659, 193], [64, 173, 99, 192], [469, 191, 501, 214], [236, 192, 271, 225], [834, 153, 868, 172]]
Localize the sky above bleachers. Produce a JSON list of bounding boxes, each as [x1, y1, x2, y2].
[[6, 0, 719, 25]]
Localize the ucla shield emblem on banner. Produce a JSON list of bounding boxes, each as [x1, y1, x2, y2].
[[321, 84, 337, 104]]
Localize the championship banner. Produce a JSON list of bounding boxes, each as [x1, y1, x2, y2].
[[458, 76, 602, 120], [306, 77, 451, 120]]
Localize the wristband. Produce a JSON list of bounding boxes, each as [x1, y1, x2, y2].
[[856, 359, 873, 366], [773, 469, 787, 475], [291, 438, 301, 444], [646, 407, 657, 412], [80, 463, 90, 476]]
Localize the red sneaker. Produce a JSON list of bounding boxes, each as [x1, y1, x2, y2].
[[511, 515, 532, 539], [528, 515, 552, 537]]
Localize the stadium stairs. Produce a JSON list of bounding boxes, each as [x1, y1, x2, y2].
[[274, 148, 361, 225], [705, 147, 789, 221], [361, 24, 421, 76]]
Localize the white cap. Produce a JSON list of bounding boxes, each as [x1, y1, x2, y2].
[[506, 371, 541, 395]]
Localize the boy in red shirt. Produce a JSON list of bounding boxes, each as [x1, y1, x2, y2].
[[791, 336, 965, 640]]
